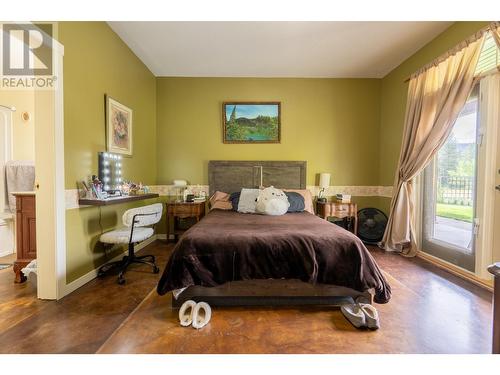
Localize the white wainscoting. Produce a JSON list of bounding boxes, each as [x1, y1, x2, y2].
[[65, 185, 393, 210]]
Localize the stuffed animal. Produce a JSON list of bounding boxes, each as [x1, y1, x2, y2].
[[255, 186, 290, 216]]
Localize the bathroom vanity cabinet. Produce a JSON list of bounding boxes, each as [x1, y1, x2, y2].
[[12, 192, 36, 283]]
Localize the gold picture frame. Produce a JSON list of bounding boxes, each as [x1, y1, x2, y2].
[[105, 95, 133, 156]]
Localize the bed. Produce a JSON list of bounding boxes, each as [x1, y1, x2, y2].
[[157, 160, 391, 307]]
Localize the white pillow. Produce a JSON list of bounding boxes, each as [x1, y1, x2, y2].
[[255, 186, 290, 216], [237, 188, 260, 213]]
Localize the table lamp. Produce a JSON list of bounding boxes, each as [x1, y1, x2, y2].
[[173, 179, 187, 202], [318, 173, 330, 203]]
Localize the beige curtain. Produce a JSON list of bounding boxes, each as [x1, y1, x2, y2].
[[380, 34, 486, 256]]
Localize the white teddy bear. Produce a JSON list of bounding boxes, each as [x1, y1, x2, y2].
[[255, 186, 290, 216]]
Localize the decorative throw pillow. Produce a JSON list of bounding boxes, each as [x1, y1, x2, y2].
[[285, 192, 305, 212], [255, 186, 289, 216], [229, 191, 241, 211], [283, 189, 315, 214], [209, 191, 233, 210], [237, 188, 261, 213]]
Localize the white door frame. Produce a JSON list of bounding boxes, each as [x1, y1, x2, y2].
[[475, 73, 499, 279], [29, 23, 66, 300], [53, 36, 67, 299]]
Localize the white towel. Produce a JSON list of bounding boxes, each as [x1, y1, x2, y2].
[[5, 160, 35, 212]]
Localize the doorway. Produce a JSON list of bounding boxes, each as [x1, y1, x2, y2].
[[422, 85, 480, 272], [0, 22, 66, 299], [0, 90, 37, 286]]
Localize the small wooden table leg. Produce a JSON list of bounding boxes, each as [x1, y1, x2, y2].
[[13, 263, 27, 283]]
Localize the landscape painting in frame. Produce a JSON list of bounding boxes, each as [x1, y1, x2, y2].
[[223, 102, 281, 143], [106, 95, 133, 156]]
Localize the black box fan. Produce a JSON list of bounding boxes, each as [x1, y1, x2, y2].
[[357, 208, 388, 245]]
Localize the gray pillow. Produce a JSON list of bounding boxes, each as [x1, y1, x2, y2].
[[285, 192, 305, 212], [236, 188, 260, 213]]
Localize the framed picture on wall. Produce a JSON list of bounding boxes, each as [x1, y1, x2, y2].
[[105, 95, 133, 156], [223, 102, 281, 144]]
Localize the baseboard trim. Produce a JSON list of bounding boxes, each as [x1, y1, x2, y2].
[[156, 233, 176, 241], [417, 250, 493, 292], [0, 250, 14, 258], [61, 235, 159, 298]]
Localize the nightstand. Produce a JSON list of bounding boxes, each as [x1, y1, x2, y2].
[[166, 200, 206, 242], [316, 201, 358, 235]]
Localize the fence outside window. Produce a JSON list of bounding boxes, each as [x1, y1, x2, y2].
[[437, 175, 474, 206]]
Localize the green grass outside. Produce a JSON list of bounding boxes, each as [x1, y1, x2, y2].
[[436, 203, 473, 223]]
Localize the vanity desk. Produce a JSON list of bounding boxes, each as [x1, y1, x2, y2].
[[78, 193, 159, 206]]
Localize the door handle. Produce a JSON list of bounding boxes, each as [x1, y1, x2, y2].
[[496, 185, 500, 191]]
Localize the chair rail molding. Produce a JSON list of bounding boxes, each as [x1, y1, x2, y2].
[[64, 185, 393, 210]]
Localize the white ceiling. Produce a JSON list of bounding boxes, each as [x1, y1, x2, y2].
[[108, 21, 453, 78]]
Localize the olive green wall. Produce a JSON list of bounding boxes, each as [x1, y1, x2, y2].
[[58, 22, 158, 283], [60, 22, 157, 188], [377, 21, 489, 213], [156, 77, 382, 187]]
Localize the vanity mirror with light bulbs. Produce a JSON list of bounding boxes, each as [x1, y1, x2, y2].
[[98, 152, 124, 193]]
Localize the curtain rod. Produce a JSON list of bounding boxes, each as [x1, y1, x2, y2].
[[403, 22, 499, 83]]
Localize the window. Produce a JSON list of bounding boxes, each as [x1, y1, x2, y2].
[[475, 32, 500, 76]]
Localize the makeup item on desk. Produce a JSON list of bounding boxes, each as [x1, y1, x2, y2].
[[186, 194, 195, 203], [91, 175, 105, 199], [91, 184, 105, 200], [107, 189, 122, 197], [80, 180, 92, 199]]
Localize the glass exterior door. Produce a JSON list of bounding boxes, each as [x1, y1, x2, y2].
[[422, 85, 479, 271]]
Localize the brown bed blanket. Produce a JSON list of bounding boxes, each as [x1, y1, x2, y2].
[[157, 210, 391, 303]]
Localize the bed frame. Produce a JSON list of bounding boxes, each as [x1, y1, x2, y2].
[[173, 160, 374, 308]]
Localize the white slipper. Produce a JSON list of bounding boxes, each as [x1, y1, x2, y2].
[[340, 304, 366, 328], [178, 300, 196, 327], [360, 304, 380, 330], [192, 302, 212, 329]]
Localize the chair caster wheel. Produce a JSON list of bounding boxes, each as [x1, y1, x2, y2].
[[117, 277, 126, 285], [153, 266, 160, 274]]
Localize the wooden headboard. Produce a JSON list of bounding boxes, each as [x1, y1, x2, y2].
[[208, 160, 307, 196]]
